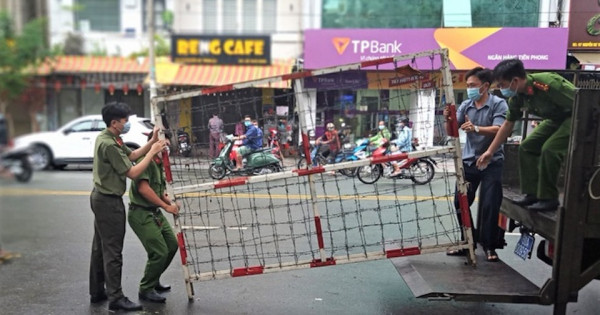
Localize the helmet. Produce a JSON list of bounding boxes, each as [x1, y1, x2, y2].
[[326, 122, 334, 130]]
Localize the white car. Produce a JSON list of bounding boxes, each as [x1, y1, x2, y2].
[[14, 115, 153, 170]]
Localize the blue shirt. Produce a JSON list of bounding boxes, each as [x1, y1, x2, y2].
[[394, 126, 412, 152], [457, 93, 508, 166], [243, 125, 263, 150]]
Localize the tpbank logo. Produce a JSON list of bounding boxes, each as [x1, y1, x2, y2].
[[332, 37, 403, 55], [332, 37, 351, 55]]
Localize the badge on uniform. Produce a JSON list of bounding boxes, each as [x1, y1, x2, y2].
[[533, 81, 549, 92], [115, 137, 124, 147], [153, 156, 161, 164]]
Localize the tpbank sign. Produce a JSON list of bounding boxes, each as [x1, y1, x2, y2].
[[171, 35, 271, 65]]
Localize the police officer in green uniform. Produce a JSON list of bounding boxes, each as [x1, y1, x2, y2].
[[89, 102, 166, 311], [128, 131, 179, 303], [477, 59, 576, 211]]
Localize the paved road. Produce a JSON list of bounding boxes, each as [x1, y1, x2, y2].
[[1, 169, 599, 314]]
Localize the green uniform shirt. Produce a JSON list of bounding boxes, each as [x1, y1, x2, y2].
[[92, 129, 133, 196], [129, 155, 166, 208], [506, 73, 576, 122]]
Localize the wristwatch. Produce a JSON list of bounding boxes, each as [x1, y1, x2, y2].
[[474, 125, 480, 133]]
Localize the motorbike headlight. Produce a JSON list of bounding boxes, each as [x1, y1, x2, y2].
[[343, 143, 352, 149]]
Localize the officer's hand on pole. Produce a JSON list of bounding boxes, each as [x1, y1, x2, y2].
[[151, 126, 160, 142], [150, 139, 166, 155], [165, 203, 179, 215]]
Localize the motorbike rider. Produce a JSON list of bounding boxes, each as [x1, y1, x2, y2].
[[369, 120, 391, 149], [232, 116, 262, 171], [390, 118, 412, 176], [314, 122, 340, 163]]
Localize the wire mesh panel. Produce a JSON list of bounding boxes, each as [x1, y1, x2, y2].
[[151, 49, 473, 298]]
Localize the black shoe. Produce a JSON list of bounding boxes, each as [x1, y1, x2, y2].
[[527, 199, 559, 211], [108, 297, 143, 311], [513, 194, 538, 206], [155, 283, 171, 292], [139, 290, 166, 303], [90, 292, 108, 303]]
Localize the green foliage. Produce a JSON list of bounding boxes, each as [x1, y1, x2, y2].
[[0, 11, 52, 102], [322, 0, 539, 28], [128, 34, 170, 58]]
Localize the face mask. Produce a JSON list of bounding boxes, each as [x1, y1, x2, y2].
[[500, 80, 517, 98], [244, 121, 252, 127], [467, 87, 482, 101], [121, 121, 131, 134], [378, 125, 384, 130]]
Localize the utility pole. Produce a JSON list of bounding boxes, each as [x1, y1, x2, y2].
[[147, 0, 158, 120]]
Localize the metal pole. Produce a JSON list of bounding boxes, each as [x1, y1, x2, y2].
[[147, 0, 158, 121]]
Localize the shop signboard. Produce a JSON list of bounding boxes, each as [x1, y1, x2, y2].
[[171, 35, 271, 65], [568, 1, 600, 51], [305, 28, 567, 70]]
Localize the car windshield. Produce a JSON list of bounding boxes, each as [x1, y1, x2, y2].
[[140, 119, 154, 129]]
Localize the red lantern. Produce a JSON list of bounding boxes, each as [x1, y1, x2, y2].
[[108, 84, 115, 95], [123, 83, 129, 95], [94, 82, 101, 94], [80, 78, 87, 90], [54, 80, 61, 92], [136, 83, 143, 96]]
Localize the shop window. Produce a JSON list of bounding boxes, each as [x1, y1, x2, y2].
[[223, 0, 237, 33], [75, 0, 120, 32], [263, 0, 277, 32], [243, 0, 257, 33], [203, 0, 217, 33]]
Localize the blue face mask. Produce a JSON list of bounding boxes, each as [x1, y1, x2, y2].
[[500, 80, 517, 98], [244, 121, 252, 127], [466, 87, 482, 101], [378, 125, 384, 130], [117, 120, 131, 134]]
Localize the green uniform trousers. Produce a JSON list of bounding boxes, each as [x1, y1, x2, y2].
[[128, 206, 178, 293], [518, 118, 571, 200], [89, 189, 126, 302]]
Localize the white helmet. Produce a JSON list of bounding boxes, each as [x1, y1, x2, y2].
[[326, 122, 334, 129]]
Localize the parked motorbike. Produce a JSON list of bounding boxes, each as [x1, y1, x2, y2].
[[1, 146, 33, 182], [209, 135, 282, 180], [356, 140, 436, 185], [177, 127, 192, 157]]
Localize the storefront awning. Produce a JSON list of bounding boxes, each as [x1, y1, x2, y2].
[[572, 52, 600, 70], [170, 60, 294, 88], [37, 56, 148, 74]]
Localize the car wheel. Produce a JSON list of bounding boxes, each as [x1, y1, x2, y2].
[[31, 145, 52, 170]]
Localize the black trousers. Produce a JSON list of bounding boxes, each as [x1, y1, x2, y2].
[[89, 189, 126, 302], [454, 160, 504, 250]]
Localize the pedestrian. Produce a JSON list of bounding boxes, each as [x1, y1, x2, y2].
[[234, 117, 245, 136], [208, 112, 223, 158], [128, 131, 179, 304], [476, 59, 576, 211], [445, 67, 508, 262], [89, 102, 166, 311], [232, 115, 262, 171]]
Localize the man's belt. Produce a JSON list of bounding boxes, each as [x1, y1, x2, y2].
[[129, 203, 159, 212]]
